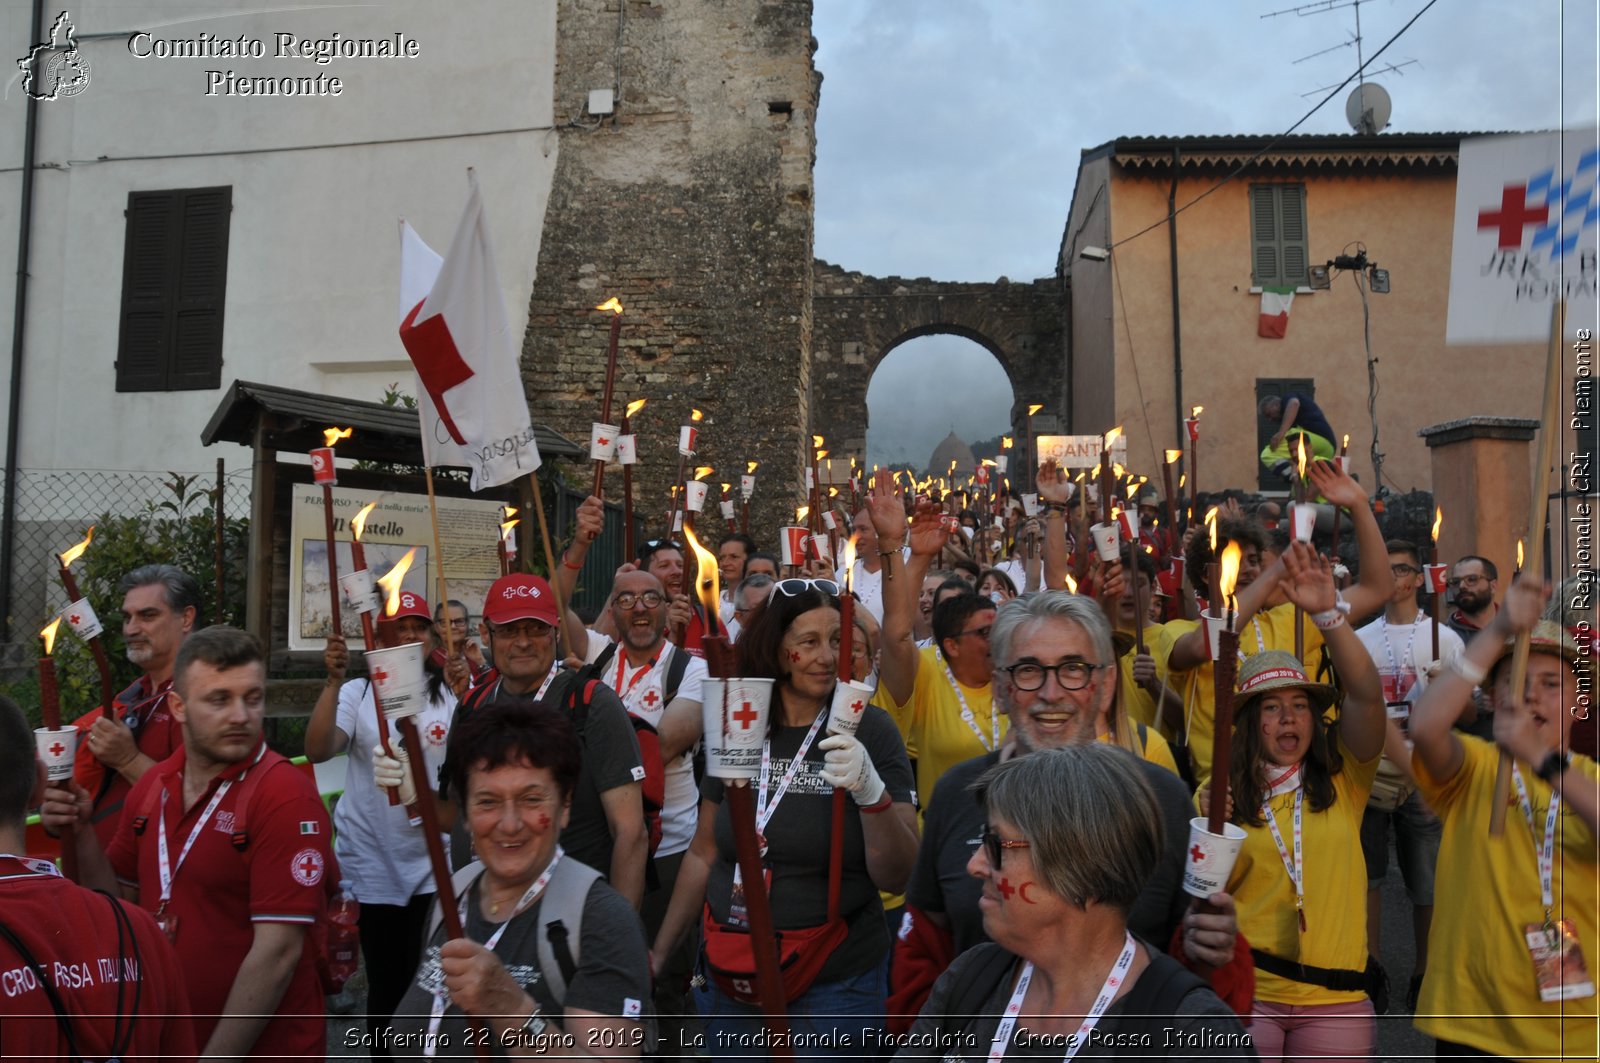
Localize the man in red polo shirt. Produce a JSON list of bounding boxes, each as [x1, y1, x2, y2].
[[70, 564, 200, 846], [41, 626, 334, 1058]]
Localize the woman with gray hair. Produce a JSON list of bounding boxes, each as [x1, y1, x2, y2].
[[900, 744, 1250, 1058]]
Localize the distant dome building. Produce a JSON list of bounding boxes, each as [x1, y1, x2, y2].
[[926, 431, 977, 479]]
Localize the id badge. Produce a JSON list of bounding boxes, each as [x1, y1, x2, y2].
[[1524, 919, 1597, 1002], [155, 908, 179, 944], [1385, 700, 1411, 725], [728, 871, 749, 929]]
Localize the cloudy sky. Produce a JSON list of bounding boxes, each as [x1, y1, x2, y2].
[[813, 0, 1599, 466]]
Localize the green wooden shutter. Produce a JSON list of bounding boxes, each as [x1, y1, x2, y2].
[[1250, 184, 1309, 288], [1251, 186, 1279, 286], [1278, 185, 1308, 286]]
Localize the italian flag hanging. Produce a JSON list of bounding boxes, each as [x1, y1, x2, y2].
[[1258, 286, 1295, 338]]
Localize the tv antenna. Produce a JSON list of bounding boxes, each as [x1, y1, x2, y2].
[[1262, 0, 1415, 131]]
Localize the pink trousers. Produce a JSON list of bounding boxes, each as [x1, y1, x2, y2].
[[1250, 998, 1376, 1063]]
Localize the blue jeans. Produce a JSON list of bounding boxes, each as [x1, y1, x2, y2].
[[694, 956, 889, 1060]]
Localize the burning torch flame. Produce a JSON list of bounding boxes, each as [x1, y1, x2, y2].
[[351, 502, 378, 541], [694, 466, 714, 481], [41, 618, 61, 655], [681, 523, 720, 622], [595, 297, 624, 314], [1517, 540, 1525, 570], [842, 533, 859, 592], [1165, 449, 1182, 464], [625, 398, 647, 418], [1028, 404, 1044, 416], [796, 505, 810, 522], [1179, 473, 1187, 489], [1002, 436, 1014, 449], [1218, 542, 1243, 602], [747, 461, 759, 474], [812, 435, 825, 449], [722, 483, 732, 494], [1191, 405, 1204, 418], [691, 409, 704, 423], [1064, 572, 1079, 594], [1296, 435, 1308, 479], [1431, 508, 1443, 543], [1205, 506, 1219, 550], [817, 449, 829, 460], [58, 527, 95, 568], [1105, 425, 1123, 447], [323, 426, 354, 447], [376, 548, 419, 617], [504, 505, 518, 519], [500, 518, 520, 543], [1341, 433, 1350, 454]]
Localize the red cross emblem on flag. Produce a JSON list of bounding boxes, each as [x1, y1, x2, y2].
[[732, 702, 759, 729], [399, 299, 475, 446], [1478, 185, 1550, 249]]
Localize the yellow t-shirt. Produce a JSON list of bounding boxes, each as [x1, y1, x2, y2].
[[1117, 622, 1169, 729], [1098, 725, 1180, 777], [1157, 604, 1327, 784], [1411, 737, 1599, 1061], [1227, 738, 1381, 1006], [881, 645, 1005, 811]]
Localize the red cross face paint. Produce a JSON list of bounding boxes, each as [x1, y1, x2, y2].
[[465, 762, 570, 888]]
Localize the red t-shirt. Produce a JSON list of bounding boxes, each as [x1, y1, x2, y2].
[[105, 742, 334, 1057], [70, 675, 184, 847], [0, 856, 196, 1060]]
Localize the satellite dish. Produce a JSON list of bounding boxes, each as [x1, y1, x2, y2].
[[1345, 82, 1392, 135]]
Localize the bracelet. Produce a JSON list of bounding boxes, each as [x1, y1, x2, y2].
[[1535, 749, 1572, 783], [1040, 501, 1069, 516], [1450, 656, 1488, 685], [859, 792, 894, 814], [1310, 608, 1346, 631], [562, 552, 584, 571]]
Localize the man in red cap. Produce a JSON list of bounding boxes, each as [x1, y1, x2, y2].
[[430, 573, 648, 907]]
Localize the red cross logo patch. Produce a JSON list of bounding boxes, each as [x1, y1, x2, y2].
[[641, 688, 661, 709], [427, 722, 447, 746], [290, 848, 325, 887]]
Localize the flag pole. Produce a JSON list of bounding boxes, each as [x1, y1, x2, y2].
[[423, 466, 456, 660], [1489, 299, 1566, 836], [527, 471, 571, 651]]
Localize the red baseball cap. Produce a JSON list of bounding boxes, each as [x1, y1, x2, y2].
[[482, 573, 559, 627], [381, 590, 431, 623]]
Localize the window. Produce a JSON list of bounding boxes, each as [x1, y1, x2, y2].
[[116, 186, 231, 392], [1249, 184, 1308, 288], [1255, 377, 1315, 492]]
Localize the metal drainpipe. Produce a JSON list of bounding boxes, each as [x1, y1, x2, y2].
[[1, 0, 45, 640], [1167, 146, 1186, 502]]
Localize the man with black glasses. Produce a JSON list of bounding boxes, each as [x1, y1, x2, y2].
[[1445, 555, 1500, 642]]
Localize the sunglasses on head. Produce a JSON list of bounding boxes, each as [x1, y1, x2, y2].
[[766, 578, 840, 602]]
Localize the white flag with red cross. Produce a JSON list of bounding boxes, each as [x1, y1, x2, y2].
[[398, 172, 541, 488]]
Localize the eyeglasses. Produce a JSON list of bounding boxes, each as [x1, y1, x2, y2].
[[1390, 564, 1420, 577], [957, 624, 992, 641], [767, 578, 840, 601], [1446, 575, 1488, 589], [438, 616, 470, 628], [981, 824, 1031, 868], [1003, 659, 1100, 691], [488, 620, 555, 642], [613, 591, 666, 610]]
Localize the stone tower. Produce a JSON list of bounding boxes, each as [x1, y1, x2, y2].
[[523, 0, 821, 546]]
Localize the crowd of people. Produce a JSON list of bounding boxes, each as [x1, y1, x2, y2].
[[4, 450, 1596, 1062]]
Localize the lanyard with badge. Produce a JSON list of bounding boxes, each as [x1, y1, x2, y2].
[[1511, 766, 1595, 1002], [153, 781, 233, 943], [942, 658, 999, 752], [1260, 765, 1307, 934], [1377, 617, 1422, 725], [987, 931, 1136, 1061], [615, 648, 662, 704], [422, 848, 565, 1059], [727, 711, 828, 928]]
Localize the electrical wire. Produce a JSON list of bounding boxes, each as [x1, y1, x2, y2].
[[1104, 0, 1441, 255]]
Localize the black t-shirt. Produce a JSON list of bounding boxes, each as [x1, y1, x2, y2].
[[388, 874, 650, 1059], [445, 673, 644, 876], [1283, 391, 1335, 442], [700, 704, 914, 984], [906, 749, 1192, 955]]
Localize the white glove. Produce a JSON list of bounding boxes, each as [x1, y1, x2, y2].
[[818, 734, 886, 807], [372, 743, 417, 806]]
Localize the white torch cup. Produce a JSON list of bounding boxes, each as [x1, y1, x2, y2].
[[700, 677, 775, 780], [1200, 610, 1233, 661], [780, 526, 809, 567], [821, 510, 837, 531], [34, 728, 78, 782], [340, 570, 381, 616], [1021, 493, 1039, 517], [1424, 563, 1449, 595], [366, 642, 428, 721], [1336, 455, 1351, 475], [1183, 817, 1247, 899], [828, 680, 875, 737], [1290, 502, 1316, 543], [809, 535, 832, 565], [615, 434, 638, 465], [684, 481, 709, 513], [589, 422, 620, 462], [1119, 509, 1141, 543], [720, 499, 736, 521], [740, 475, 755, 500], [1089, 522, 1121, 562], [62, 598, 104, 641]]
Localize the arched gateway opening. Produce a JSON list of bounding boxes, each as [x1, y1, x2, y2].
[[865, 335, 1014, 476]]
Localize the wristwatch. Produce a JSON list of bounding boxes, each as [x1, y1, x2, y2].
[[518, 1005, 548, 1038], [1534, 749, 1571, 783]]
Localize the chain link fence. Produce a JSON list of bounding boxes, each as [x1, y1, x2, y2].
[[0, 467, 253, 689]]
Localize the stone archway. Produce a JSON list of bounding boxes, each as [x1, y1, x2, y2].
[[810, 261, 1068, 465]]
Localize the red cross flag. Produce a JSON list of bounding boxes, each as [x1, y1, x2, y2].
[[398, 172, 541, 488], [1447, 128, 1598, 343]]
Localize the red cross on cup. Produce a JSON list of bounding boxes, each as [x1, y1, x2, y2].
[[69, 613, 81, 625], [371, 667, 389, 685], [49, 742, 65, 757], [850, 699, 864, 713], [1190, 844, 1206, 864], [732, 702, 759, 729]]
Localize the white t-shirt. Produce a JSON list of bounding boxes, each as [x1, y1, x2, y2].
[[333, 677, 456, 905], [583, 631, 707, 857], [836, 548, 908, 623]]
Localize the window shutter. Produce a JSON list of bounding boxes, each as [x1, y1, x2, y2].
[[1249, 184, 1309, 288], [1278, 185, 1308, 286], [115, 186, 230, 393], [1251, 186, 1279, 286], [171, 189, 230, 390], [116, 191, 175, 391]]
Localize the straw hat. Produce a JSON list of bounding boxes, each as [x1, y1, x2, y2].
[[1233, 650, 1340, 718], [1486, 620, 1583, 679]]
